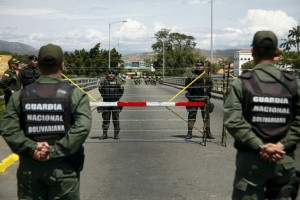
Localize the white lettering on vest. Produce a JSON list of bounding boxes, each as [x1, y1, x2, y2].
[[27, 114, 63, 122], [252, 106, 290, 114], [25, 103, 63, 111], [252, 96, 289, 104], [252, 116, 286, 123], [28, 125, 65, 134]]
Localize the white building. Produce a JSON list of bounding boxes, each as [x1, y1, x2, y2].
[[233, 49, 252, 76], [233, 49, 293, 76]]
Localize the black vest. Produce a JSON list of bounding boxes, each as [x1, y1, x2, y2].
[[101, 78, 122, 102], [20, 66, 40, 87], [186, 71, 210, 101], [240, 70, 298, 142], [20, 82, 74, 145]]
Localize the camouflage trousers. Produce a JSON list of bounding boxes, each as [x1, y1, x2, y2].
[[187, 106, 209, 130], [17, 157, 79, 200], [102, 106, 120, 131], [232, 150, 299, 200]]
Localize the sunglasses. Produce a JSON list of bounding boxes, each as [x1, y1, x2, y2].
[[108, 72, 115, 74]]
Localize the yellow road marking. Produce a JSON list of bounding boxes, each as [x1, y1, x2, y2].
[[0, 153, 19, 173]]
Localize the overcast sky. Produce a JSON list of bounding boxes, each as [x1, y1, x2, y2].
[[0, 0, 299, 54]]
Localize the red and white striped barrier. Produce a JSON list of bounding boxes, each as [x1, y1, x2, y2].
[[90, 101, 205, 107]]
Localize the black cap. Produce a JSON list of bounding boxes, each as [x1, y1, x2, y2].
[[8, 58, 20, 65], [107, 68, 118, 74], [29, 55, 38, 61], [195, 60, 204, 66], [38, 44, 63, 66]]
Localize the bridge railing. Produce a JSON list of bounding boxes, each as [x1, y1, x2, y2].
[[65, 76, 234, 96], [65, 78, 99, 91], [0, 76, 233, 100], [162, 75, 234, 94]]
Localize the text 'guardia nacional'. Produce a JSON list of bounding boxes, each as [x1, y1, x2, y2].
[[252, 96, 289, 104], [25, 103, 63, 111], [252, 106, 290, 114], [27, 114, 63, 122]]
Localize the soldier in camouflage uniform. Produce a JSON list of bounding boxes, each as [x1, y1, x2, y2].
[[0, 58, 21, 105], [1, 44, 92, 200], [185, 60, 215, 139], [224, 31, 300, 200], [98, 69, 124, 139], [19, 55, 40, 87]]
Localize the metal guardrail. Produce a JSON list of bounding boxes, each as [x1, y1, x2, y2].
[[0, 76, 232, 101], [67, 76, 233, 96], [162, 75, 234, 94], [64, 78, 99, 91], [0, 78, 100, 101]]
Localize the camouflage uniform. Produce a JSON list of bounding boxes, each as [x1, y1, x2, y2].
[[98, 69, 124, 139], [224, 31, 300, 200], [185, 61, 214, 139], [0, 68, 21, 105], [1, 44, 92, 200]]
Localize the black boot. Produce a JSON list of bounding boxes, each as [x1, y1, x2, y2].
[[100, 130, 108, 140], [185, 130, 192, 139], [205, 129, 215, 139], [114, 131, 120, 140]]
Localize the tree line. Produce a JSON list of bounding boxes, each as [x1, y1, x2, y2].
[[6, 26, 300, 78]]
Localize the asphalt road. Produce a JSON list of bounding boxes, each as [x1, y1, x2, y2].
[[0, 79, 299, 200]]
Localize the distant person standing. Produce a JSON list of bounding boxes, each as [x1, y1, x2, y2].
[[224, 31, 300, 199], [185, 60, 215, 139], [19, 55, 40, 87], [0, 58, 21, 105], [98, 69, 124, 139]]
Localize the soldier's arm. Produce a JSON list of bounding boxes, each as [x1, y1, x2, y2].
[[223, 79, 264, 151], [280, 79, 300, 151], [117, 79, 124, 95], [0, 91, 37, 157], [49, 88, 92, 159], [208, 76, 213, 91], [98, 80, 104, 95], [0, 73, 12, 91], [18, 69, 23, 86]]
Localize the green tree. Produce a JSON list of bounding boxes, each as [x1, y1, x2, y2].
[[152, 28, 201, 76], [241, 60, 255, 73], [109, 48, 123, 69], [63, 43, 124, 76], [279, 25, 300, 72], [288, 25, 300, 52], [280, 38, 295, 53]]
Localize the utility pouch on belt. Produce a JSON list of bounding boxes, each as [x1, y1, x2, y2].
[[67, 146, 85, 172]]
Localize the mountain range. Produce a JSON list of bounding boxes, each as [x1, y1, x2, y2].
[[0, 40, 38, 55], [0, 40, 237, 61]]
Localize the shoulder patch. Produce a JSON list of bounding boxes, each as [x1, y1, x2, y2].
[[4, 73, 9, 77]]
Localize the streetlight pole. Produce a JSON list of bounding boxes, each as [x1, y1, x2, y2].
[[210, 0, 214, 74], [109, 20, 127, 69], [162, 41, 165, 77]]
